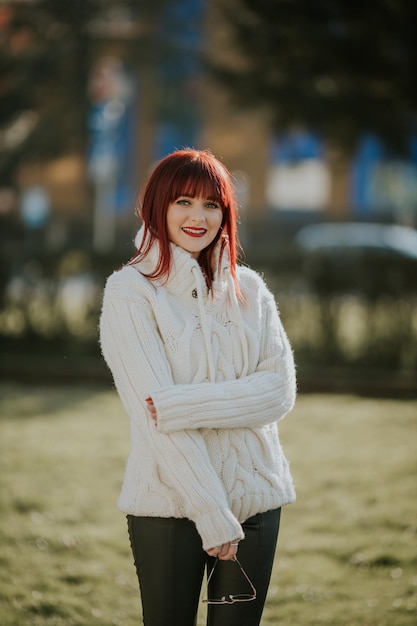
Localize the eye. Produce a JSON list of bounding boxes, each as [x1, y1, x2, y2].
[[176, 198, 190, 205], [206, 201, 221, 209]]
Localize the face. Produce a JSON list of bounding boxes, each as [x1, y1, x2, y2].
[[166, 195, 223, 259]]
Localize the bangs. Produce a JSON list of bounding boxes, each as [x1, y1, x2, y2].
[[168, 160, 228, 207]]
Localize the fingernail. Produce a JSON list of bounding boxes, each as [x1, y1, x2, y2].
[[145, 397, 152, 403]]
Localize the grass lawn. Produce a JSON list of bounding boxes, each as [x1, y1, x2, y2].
[[1, 384, 416, 625]]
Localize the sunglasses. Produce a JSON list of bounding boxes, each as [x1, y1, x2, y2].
[[203, 556, 257, 605]]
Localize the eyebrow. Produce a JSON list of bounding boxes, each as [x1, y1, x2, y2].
[[177, 194, 219, 202]]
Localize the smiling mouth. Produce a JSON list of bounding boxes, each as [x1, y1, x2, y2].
[[182, 227, 207, 237]]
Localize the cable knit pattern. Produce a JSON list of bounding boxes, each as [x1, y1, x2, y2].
[[100, 232, 296, 550]]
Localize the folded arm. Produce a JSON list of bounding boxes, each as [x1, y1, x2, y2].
[[100, 276, 244, 550], [153, 290, 296, 433]]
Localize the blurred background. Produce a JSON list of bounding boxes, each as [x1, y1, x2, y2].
[[1, 0, 416, 394]]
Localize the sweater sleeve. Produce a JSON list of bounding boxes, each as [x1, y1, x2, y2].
[[154, 289, 296, 433], [100, 275, 244, 550]]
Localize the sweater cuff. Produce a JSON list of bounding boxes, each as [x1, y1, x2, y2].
[[194, 508, 245, 551]]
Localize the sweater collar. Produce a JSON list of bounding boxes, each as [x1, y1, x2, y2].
[[133, 225, 249, 381], [133, 225, 229, 300]]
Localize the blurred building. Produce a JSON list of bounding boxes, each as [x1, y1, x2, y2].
[[1, 0, 416, 256]]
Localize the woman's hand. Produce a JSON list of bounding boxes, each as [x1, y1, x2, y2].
[[145, 397, 157, 426], [206, 540, 240, 561]]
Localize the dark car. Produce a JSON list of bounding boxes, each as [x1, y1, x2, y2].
[[295, 222, 417, 297]]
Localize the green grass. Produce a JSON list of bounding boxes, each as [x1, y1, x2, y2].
[[1, 384, 416, 625]]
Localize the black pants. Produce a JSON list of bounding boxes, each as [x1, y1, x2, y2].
[[127, 508, 281, 626]]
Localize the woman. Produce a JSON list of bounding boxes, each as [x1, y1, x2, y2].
[[100, 148, 296, 626]]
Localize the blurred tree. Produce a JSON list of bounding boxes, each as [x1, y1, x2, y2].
[[0, 0, 99, 184], [0, 0, 172, 186], [208, 0, 417, 152]]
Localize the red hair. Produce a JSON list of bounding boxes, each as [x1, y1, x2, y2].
[[128, 149, 242, 292]]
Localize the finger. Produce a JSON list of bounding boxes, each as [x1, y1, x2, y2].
[[218, 543, 233, 560], [218, 540, 239, 561], [145, 398, 157, 422], [147, 405, 157, 418], [206, 545, 223, 558]]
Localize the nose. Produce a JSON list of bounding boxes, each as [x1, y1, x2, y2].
[[189, 200, 205, 222]]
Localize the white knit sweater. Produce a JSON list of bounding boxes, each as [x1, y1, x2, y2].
[[100, 230, 296, 550]]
